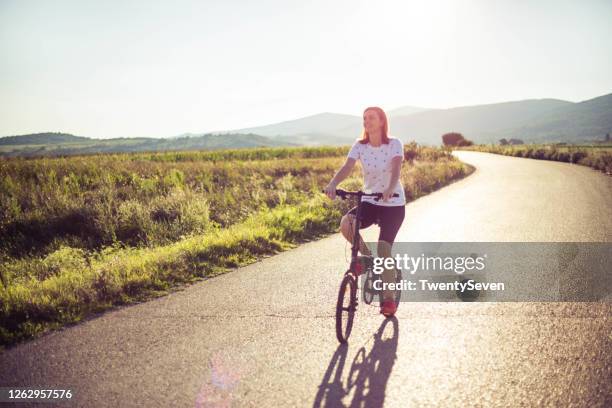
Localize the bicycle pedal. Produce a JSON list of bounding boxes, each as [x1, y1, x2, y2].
[[355, 256, 373, 274]]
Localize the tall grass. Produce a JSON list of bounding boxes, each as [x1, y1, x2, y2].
[[0, 144, 473, 346], [0, 153, 346, 258]]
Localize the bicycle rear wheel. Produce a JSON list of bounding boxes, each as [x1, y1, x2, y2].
[[336, 273, 357, 343]]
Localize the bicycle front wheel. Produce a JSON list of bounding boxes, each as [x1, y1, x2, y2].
[[362, 268, 375, 305], [336, 273, 357, 344]]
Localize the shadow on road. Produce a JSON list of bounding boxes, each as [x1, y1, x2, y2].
[[313, 317, 399, 407]]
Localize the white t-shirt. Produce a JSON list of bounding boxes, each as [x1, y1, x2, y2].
[[347, 137, 407, 206]]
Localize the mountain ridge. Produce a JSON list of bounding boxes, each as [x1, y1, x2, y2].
[[3, 93, 610, 153], [211, 94, 610, 145]]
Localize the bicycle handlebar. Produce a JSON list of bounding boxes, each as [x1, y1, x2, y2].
[[321, 188, 399, 200]]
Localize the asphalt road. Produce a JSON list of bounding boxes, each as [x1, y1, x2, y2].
[[1, 151, 611, 407]]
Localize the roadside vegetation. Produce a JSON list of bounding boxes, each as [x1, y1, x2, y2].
[[457, 143, 612, 175], [0, 143, 474, 346]]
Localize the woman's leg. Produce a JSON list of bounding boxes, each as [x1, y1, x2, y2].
[[340, 204, 376, 256], [377, 240, 396, 301], [377, 206, 406, 301], [340, 213, 372, 256]]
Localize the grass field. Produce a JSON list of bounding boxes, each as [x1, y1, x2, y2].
[[457, 143, 612, 174], [0, 143, 474, 346]]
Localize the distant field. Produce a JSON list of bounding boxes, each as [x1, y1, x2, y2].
[[0, 143, 474, 346], [458, 143, 612, 174], [0, 140, 145, 155], [0, 138, 161, 156]]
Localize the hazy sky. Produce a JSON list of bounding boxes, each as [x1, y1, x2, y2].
[[1, 0, 611, 138]]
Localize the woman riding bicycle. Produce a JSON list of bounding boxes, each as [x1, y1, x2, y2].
[[324, 106, 406, 317]]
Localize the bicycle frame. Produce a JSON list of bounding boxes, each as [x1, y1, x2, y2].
[[327, 189, 398, 276], [349, 192, 365, 274]]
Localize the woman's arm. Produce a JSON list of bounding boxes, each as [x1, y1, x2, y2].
[[382, 156, 402, 202], [324, 158, 356, 199]]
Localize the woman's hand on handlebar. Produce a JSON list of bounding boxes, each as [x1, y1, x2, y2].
[[382, 187, 395, 202], [324, 182, 337, 200]]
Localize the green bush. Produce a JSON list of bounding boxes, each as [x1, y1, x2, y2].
[[570, 151, 587, 163]]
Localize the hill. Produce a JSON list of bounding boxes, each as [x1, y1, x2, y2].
[[214, 99, 578, 145], [387, 105, 431, 117], [487, 93, 612, 143], [0, 133, 294, 157], [219, 112, 362, 145], [0, 132, 90, 146], [391, 98, 573, 144]]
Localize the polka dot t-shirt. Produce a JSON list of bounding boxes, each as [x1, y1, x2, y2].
[[347, 137, 406, 207]]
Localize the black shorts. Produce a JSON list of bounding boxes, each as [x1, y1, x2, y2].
[[347, 202, 405, 244]]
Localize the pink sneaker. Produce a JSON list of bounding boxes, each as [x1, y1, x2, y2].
[[380, 299, 397, 317]]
